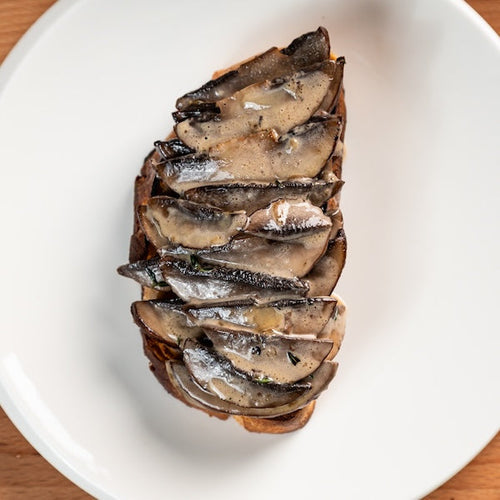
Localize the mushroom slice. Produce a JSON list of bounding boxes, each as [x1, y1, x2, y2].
[[131, 300, 202, 346], [183, 178, 343, 214], [267, 297, 337, 335], [206, 115, 342, 181], [153, 154, 227, 196], [186, 296, 336, 336], [175, 27, 330, 110], [175, 61, 339, 151], [119, 257, 306, 303], [172, 102, 221, 124], [327, 206, 345, 239], [159, 258, 308, 303], [182, 340, 310, 408], [155, 116, 342, 194], [318, 56, 345, 113], [320, 137, 344, 181], [137, 196, 247, 250], [246, 199, 332, 241], [159, 199, 332, 278], [305, 229, 347, 296], [117, 258, 170, 292], [204, 327, 334, 384], [317, 293, 347, 360], [154, 139, 194, 160], [131, 296, 333, 346], [161, 227, 331, 279], [166, 358, 337, 417]]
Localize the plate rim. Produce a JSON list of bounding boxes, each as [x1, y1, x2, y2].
[[0, 1, 117, 496]]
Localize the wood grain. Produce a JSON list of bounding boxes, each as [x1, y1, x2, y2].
[[0, 1, 498, 498]]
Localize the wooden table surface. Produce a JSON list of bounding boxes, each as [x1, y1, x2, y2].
[[0, 1, 499, 498]]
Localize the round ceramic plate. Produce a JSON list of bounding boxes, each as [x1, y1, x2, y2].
[[0, 0, 499, 498]]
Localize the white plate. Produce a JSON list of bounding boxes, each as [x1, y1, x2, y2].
[[1, 0, 499, 498]]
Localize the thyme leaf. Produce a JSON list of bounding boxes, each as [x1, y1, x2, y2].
[[190, 254, 214, 273], [145, 268, 168, 288], [255, 376, 272, 384]]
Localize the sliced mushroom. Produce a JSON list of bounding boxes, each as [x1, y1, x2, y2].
[[183, 340, 310, 407], [246, 199, 332, 241], [164, 274, 303, 304], [153, 154, 226, 196], [159, 257, 308, 303], [117, 258, 170, 292], [268, 297, 337, 335], [166, 358, 337, 417], [327, 204, 344, 234], [158, 199, 332, 278], [204, 327, 334, 383], [161, 227, 331, 279], [175, 27, 330, 110], [317, 293, 347, 360], [279, 26, 331, 64], [186, 296, 336, 336], [154, 139, 193, 160], [205, 116, 342, 181], [137, 196, 247, 250], [317, 56, 345, 113], [305, 229, 347, 296], [320, 138, 344, 179], [155, 116, 342, 194], [183, 178, 343, 214], [175, 61, 340, 151], [131, 300, 203, 346], [172, 102, 221, 123], [119, 257, 306, 303]]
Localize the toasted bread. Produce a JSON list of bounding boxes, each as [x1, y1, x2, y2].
[[120, 28, 347, 433]]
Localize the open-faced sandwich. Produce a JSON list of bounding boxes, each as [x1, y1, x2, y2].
[[118, 27, 347, 433]]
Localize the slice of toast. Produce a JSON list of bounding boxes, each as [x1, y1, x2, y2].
[[120, 28, 347, 433]]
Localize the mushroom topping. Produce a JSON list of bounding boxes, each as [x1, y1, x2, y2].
[[269, 297, 338, 335], [153, 154, 229, 196], [166, 358, 337, 417], [172, 102, 221, 124], [320, 138, 344, 182], [155, 116, 342, 194], [183, 178, 343, 214], [159, 258, 308, 303], [317, 293, 347, 360], [154, 139, 194, 160], [175, 27, 330, 110], [117, 256, 308, 302], [305, 229, 347, 296], [131, 300, 202, 346], [327, 206, 345, 239], [203, 327, 334, 384], [206, 116, 342, 181], [175, 61, 340, 151], [246, 199, 332, 241], [186, 296, 337, 336], [161, 229, 331, 279], [133, 296, 337, 344], [159, 199, 332, 279], [117, 257, 170, 291], [182, 340, 310, 407], [317, 56, 345, 113], [137, 196, 247, 250]]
